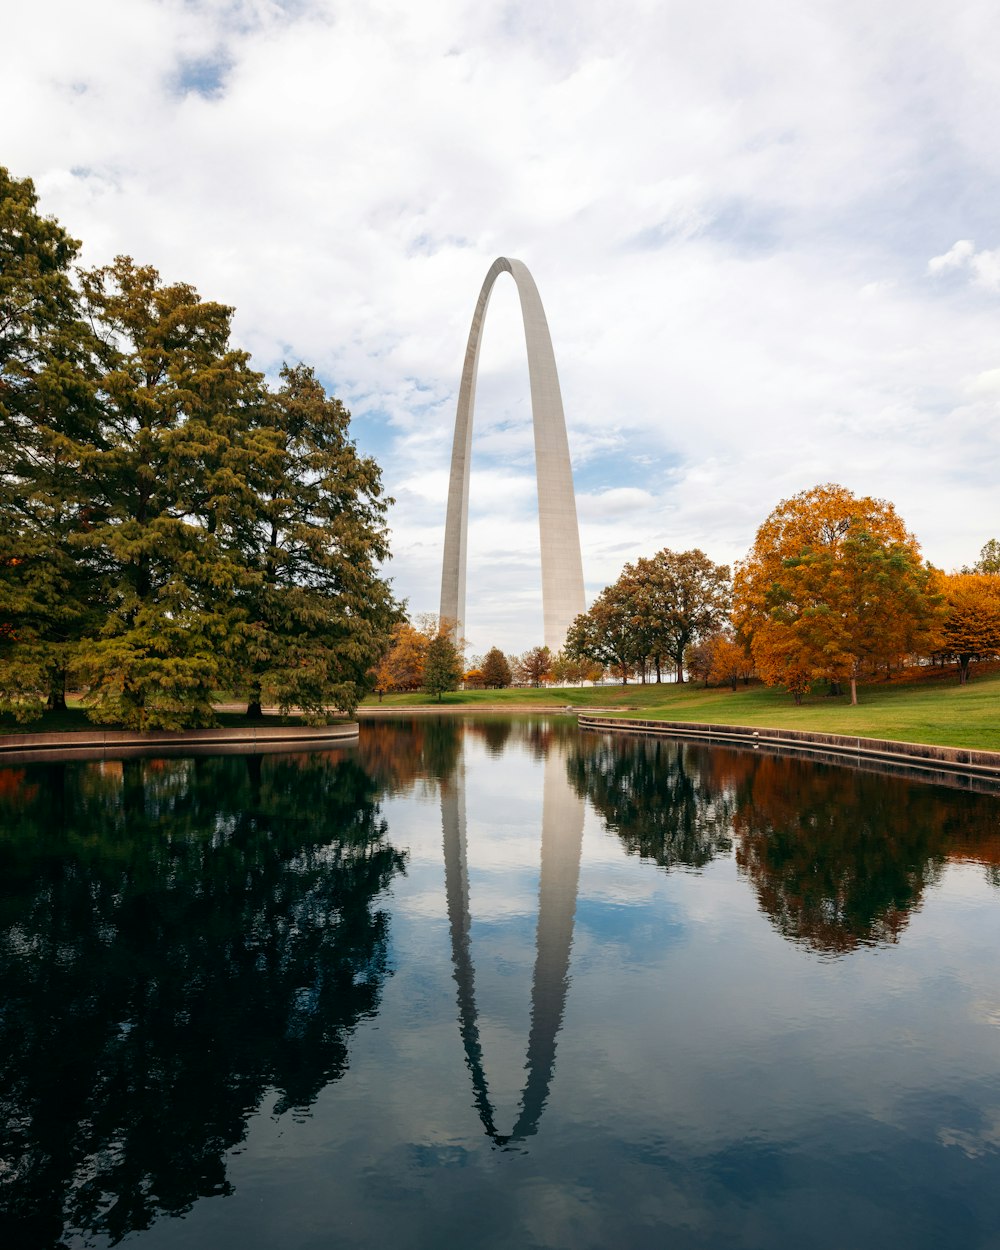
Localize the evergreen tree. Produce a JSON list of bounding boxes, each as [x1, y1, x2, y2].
[[480, 646, 512, 689], [423, 633, 463, 701], [237, 364, 397, 720], [0, 174, 399, 730], [74, 257, 262, 729], [0, 167, 102, 719]]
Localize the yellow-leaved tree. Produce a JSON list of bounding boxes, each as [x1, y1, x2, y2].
[[374, 621, 430, 694], [733, 484, 938, 704], [937, 572, 1000, 683]]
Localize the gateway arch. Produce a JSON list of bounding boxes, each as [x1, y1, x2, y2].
[[440, 258, 586, 653]]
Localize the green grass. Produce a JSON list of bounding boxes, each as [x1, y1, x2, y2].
[[0, 704, 315, 736], [0, 706, 96, 735], [3, 668, 996, 751], [363, 666, 1000, 752]]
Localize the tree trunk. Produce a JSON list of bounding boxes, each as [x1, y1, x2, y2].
[[675, 659, 684, 684], [959, 655, 971, 684], [655, 655, 662, 683], [247, 678, 265, 719], [47, 667, 68, 712], [828, 680, 842, 697], [849, 676, 858, 705]]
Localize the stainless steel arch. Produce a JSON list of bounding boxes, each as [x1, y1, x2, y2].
[[440, 258, 586, 653]]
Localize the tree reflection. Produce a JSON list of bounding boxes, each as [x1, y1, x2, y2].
[[356, 716, 462, 795], [0, 752, 405, 1247], [568, 736, 734, 868], [733, 755, 1000, 954], [572, 730, 1000, 956], [468, 718, 513, 756], [355, 716, 579, 794]]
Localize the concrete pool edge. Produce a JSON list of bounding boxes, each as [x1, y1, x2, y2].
[[578, 715, 1000, 790], [0, 722, 359, 763]]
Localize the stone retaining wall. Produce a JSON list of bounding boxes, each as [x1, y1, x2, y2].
[[357, 704, 575, 716], [577, 715, 1000, 789], [0, 722, 358, 764]]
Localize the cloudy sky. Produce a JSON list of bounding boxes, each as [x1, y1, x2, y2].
[[5, 0, 1000, 652]]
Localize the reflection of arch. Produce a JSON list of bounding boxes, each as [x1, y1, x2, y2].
[[439, 257, 586, 653], [441, 744, 584, 1146]]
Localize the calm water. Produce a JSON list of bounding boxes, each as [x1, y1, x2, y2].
[[2, 718, 1000, 1249]]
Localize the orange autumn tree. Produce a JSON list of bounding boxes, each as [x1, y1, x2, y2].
[[733, 484, 937, 705], [706, 631, 753, 690], [374, 621, 430, 693], [937, 572, 1000, 683], [371, 614, 466, 696], [684, 631, 753, 690]]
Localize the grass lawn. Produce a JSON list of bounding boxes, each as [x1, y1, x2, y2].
[[0, 703, 314, 737], [363, 664, 1000, 752], [2, 668, 995, 751]]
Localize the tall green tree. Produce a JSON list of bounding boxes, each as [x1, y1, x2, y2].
[[73, 257, 262, 729], [973, 539, 1000, 575], [566, 549, 730, 686], [565, 579, 643, 683], [238, 364, 397, 719], [0, 175, 399, 730], [480, 646, 512, 689], [423, 632, 463, 701], [0, 167, 101, 719], [625, 548, 731, 683]]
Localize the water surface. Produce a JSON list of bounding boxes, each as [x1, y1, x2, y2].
[[2, 719, 999, 1248]]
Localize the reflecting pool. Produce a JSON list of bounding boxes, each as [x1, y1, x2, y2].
[[2, 718, 1000, 1248]]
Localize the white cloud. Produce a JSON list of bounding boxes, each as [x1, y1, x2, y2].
[[928, 239, 1000, 290], [928, 240, 976, 273], [577, 488, 658, 521], [965, 368, 1000, 396], [970, 249, 1000, 291]]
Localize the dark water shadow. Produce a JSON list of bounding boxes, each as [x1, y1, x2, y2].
[[0, 751, 405, 1247]]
